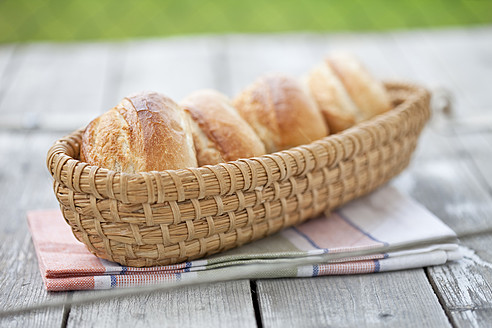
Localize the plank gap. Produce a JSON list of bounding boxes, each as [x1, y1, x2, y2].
[[249, 280, 263, 328], [60, 293, 73, 328], [425, 268, 456, 328]]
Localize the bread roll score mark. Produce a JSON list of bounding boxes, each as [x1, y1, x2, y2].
[[81, 91, 197, 173], [125, 93, 195, 171]]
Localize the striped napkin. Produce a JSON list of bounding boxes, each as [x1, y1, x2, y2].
[[28, 186, 461, 291]]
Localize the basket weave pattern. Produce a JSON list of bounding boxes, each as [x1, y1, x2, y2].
[[47, 83, 430, 267]]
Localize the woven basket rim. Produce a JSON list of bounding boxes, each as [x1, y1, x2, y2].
[[47, 81, 430, 204]]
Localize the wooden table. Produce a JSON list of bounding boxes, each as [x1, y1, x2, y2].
[[1, 26, 491, 327]]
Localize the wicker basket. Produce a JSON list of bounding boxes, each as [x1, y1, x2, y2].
[[46, 82, 430, 267]]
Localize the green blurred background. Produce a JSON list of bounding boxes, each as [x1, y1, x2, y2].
[[1, 0, 491, 43]]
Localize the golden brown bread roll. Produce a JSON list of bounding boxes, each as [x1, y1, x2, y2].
[[304, 61, 360, 133], [80, 91, 197, 173], [233, 73, 329, 153], [180, 89, 266, 166], [327, 52, 392, 118], [306, 53, 392, 133]]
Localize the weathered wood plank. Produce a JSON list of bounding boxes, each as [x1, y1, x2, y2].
[[0, 131, 60, 234], [225, 34, 322, 96], [423, 128, 492, 327], [116, 36, 222, 103], [224, 31, 406, 94], [389, 27, 492, 137], [450, 309, 492, 328], [391, 30, 456, 87], [0, 234, 68, 328], [321, 32, 403, 80], [412, 127, 464, 161], [392, 157, 492, 236], [424, 27, 492, 116], [0, 43, 111, 131], [67, 280, 257, 328], [428, 233, 492, 328], [457, 132, 492, 194], [225, 29, 448, 98], [392, 153, 492, 326], [256, 270, 451, 328], [392, 111, 492, 327], [0, 45, 17, 117], [0, 131, 67, 327], [392, 27, 492, 118], [0, 45, 16, 88]]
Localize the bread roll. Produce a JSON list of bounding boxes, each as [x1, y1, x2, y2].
[[233, 73, 329, 153], [306, 53, 392, 133], [80, 91, 197, 173], [327, 52, 392, 118], [305, 61, 360, 133], [181, 89, 266, 166]]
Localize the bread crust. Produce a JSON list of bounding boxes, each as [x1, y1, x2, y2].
[[327, 52, 392, 119], [181, 89, 266, 166], [306, 53, 392, 133], [305, 62, 359, 133], [233, 74, 328, 153], [80, 91, 197, 173]]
